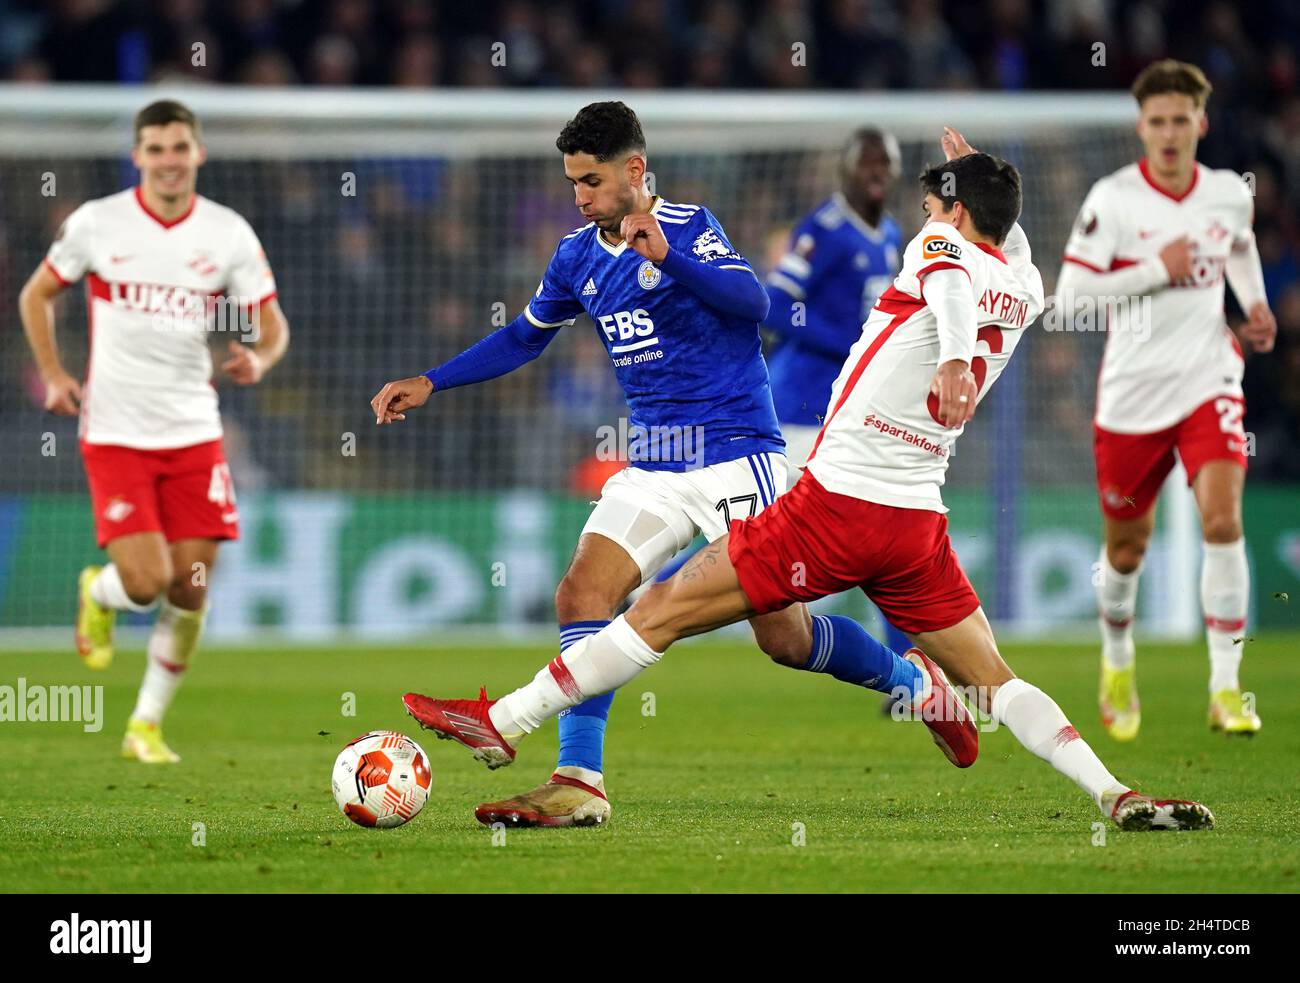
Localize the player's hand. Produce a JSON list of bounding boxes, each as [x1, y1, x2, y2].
[[941, 126, 976, 161], [1158, 236, 1195, 282], [221, 341, 264, 385], [42, 369, 82, 416], [620, 212, 669, 263], [371, 375, 433, 425], [1240, 300, 1276, 353], [930, 359, 978, 429]]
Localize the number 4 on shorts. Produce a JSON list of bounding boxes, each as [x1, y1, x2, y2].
[[207, 463, 236, 506]]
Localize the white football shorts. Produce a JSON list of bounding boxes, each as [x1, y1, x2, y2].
[[581, 452, 789, 583]]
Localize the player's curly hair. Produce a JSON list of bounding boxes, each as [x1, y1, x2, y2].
[[556, 101, 646, 161], [918, 152, 1021, 245]]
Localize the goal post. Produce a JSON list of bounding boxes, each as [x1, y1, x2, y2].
[[0, 84, 1201, 646]]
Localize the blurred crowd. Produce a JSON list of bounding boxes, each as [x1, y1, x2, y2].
[[0, 1, 1295, 100], [0, 0, 1296, 493]]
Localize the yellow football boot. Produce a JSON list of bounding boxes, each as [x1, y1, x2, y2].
[[1099, 662, 1141, 741], [121, 718, 181, 764], [1209, 689, 1261, 736], [75, 565, 115, 671]]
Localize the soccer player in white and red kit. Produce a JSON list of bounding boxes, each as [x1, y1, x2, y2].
[[1056, 61, 1275, 740], [18, 100, 289, 762], [406, 130, 1214, 832]]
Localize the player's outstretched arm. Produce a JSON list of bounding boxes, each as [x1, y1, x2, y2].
[[941, 127, 1034, 273], [941, 125, 975, 160], [370, 314, 559, 425], [371, 375, 432, 425], [17, 262, 81, 416]]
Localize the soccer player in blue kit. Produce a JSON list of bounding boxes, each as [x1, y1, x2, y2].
[[765, 128, 912, 658], [371, 103, 963, 827]]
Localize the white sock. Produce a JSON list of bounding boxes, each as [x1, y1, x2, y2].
[[992, 678, 1124, 807], [1096, 549, 1139, 670], [490, 615, 662, 737], [1201, 539, 1248, 692], [131, 601, 206, 724], [90, 563, 157, 613], [554, 765, 604, 788]]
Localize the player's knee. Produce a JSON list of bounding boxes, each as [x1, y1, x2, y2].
[[1201, 513, 1242, 544], [756, 627, 809, 668], [120, 563, 171, 606], [167, 578, 206, 610], [1109, 537, 1148, 574], [763, 641, 807, 668], [554, 572, 622, 623]]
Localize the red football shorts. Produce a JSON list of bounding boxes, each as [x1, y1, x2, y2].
[[80, 438, 240, 548], [1094, 395, 1249, 520], [727, 471, 980, 634]]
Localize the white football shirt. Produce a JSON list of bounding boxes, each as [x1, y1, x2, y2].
[[1061, 159, 1254, 433], [807, 222, 1045, 513], [44, 187, 276, 449]]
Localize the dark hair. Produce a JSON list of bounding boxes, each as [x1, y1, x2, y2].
[[918, 152, 1021, 244], [1132, 59, 1212, 109], [134, 99, 201, 144], [555, 101, 646, 161]]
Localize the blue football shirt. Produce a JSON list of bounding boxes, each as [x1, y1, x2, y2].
[[526, 197, 784, 471], [766, 193, 903, 426]]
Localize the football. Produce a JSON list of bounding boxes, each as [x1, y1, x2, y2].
[[331, 730, 432, 829]]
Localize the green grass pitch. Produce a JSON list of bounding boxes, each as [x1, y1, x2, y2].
[[1, 633, 1298, 893]]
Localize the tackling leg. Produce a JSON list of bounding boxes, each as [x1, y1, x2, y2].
[[475, 531, 643, 826], [913, 609, 1213, 830], [404, 536, 757, 768]]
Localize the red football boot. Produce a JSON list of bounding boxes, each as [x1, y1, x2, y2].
[[904, 647, 979, 768], [402, 688, 517, 769]]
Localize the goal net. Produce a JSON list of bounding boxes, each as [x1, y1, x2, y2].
[[0, 86, 1200, 645]]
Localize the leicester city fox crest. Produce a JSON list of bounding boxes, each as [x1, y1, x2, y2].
[[637, 260, 662, 289]]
